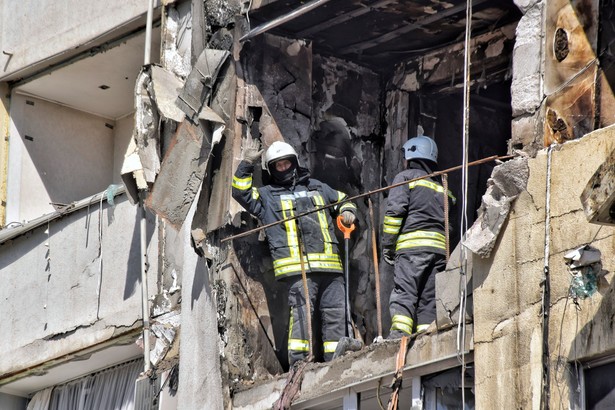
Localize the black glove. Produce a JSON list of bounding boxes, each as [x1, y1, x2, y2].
[[383, 247, 396, 266]]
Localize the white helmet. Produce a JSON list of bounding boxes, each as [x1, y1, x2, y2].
[[402, 136, 438, 163], [264, 141, 298, 172]]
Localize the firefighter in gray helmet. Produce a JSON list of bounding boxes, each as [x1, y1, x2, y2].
[[232, 138, 358, 365], [381, 135, 456, 338]]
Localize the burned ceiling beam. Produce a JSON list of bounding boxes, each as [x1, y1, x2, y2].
[[296, 0, 397, 37], [337, 0, 491, 56]]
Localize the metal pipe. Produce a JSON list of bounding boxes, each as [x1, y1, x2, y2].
[[144, 0, 154, 65], [139, 193, 151, 373], [240, 0, 334, 42], [139, 0, 155, 374], [540, 146, 554, 410], [222, 154, 514, 244]]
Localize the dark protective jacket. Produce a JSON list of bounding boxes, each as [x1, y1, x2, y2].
[[382, 161, 456, 255], [232, 160, 357, 280]]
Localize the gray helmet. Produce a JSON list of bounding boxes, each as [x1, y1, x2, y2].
[[402, 136, 438, 163]]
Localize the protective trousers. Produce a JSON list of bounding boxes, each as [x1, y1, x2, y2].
[[389, 251, 446, 336], [287, 273, 346, 365]]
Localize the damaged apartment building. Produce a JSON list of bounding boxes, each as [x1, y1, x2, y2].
[[0, 0, 614, 409]]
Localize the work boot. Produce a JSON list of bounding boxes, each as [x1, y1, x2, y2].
[[332, 337, 363, 359]]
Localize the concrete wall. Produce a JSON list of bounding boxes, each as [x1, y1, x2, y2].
[[0, 194, 158, 376], [6, 93, 115, 223], [472, 127, 615, 408], [0, 0, 159, 81], [0, 393, 26, 410]]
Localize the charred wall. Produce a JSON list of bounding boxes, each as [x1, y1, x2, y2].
[[385, 24, 516, 250], [220, 33, 385, 381], [513, 0, 615, 153], [222, 17, 519, 384]]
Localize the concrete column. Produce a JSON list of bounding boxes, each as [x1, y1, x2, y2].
[[0, 83, 9, 227], [412, 376, 422, 409]]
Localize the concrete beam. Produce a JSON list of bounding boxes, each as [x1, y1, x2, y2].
[[232, 326, 473, 409]]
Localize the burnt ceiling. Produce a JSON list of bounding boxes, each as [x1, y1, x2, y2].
[[247, 0, 521, 72]]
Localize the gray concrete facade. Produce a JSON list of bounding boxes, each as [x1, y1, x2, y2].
[[0, 194, 157, 377]]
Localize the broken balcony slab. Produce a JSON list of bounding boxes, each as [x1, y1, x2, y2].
[[581, 146, 615, 225], [232, 325, 473, 409], [175, 49, 230, 123], [146, 120, 213, 230], [150, 65, 186, 122], [464, 157, 530, 258]]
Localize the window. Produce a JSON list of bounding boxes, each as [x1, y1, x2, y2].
[[583, 359, 615, 410], [423, 367, 475, 410]]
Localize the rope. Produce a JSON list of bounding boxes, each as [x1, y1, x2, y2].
[[457, 0, 473, 403], [221, 154, 513, 244]]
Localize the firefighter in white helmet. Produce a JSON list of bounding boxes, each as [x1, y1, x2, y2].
[[381, 135, 456, 338], [232, 138, 357, 365]]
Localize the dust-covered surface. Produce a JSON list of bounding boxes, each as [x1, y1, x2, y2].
[[232, 325, 471, 408]]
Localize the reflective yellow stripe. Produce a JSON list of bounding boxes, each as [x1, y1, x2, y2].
[[384, 216, 403, 226], [274, 259, 343, 277], [408, 180, 456, 203], [323, 341, 338, 353], [391, 323, 412, 335], [281, 199, 299, 258], [384, 216, 403, 234], [391, 314, 414, 335], [232, 175, 252, 190], [398, 231, 445, 241], [251, 187, 260, 200], [416, 324, 430, 333], [288, 339, 310, 352], [273, 253, 342, 268], [312, 194, 333, 254], [397, 238, 446, 251], [339, 202, 357, 212], [396, 230, 445, 251], [384, 226, 401, 234], [337, 192, 357, 213], [392, 314, 413, 326]]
